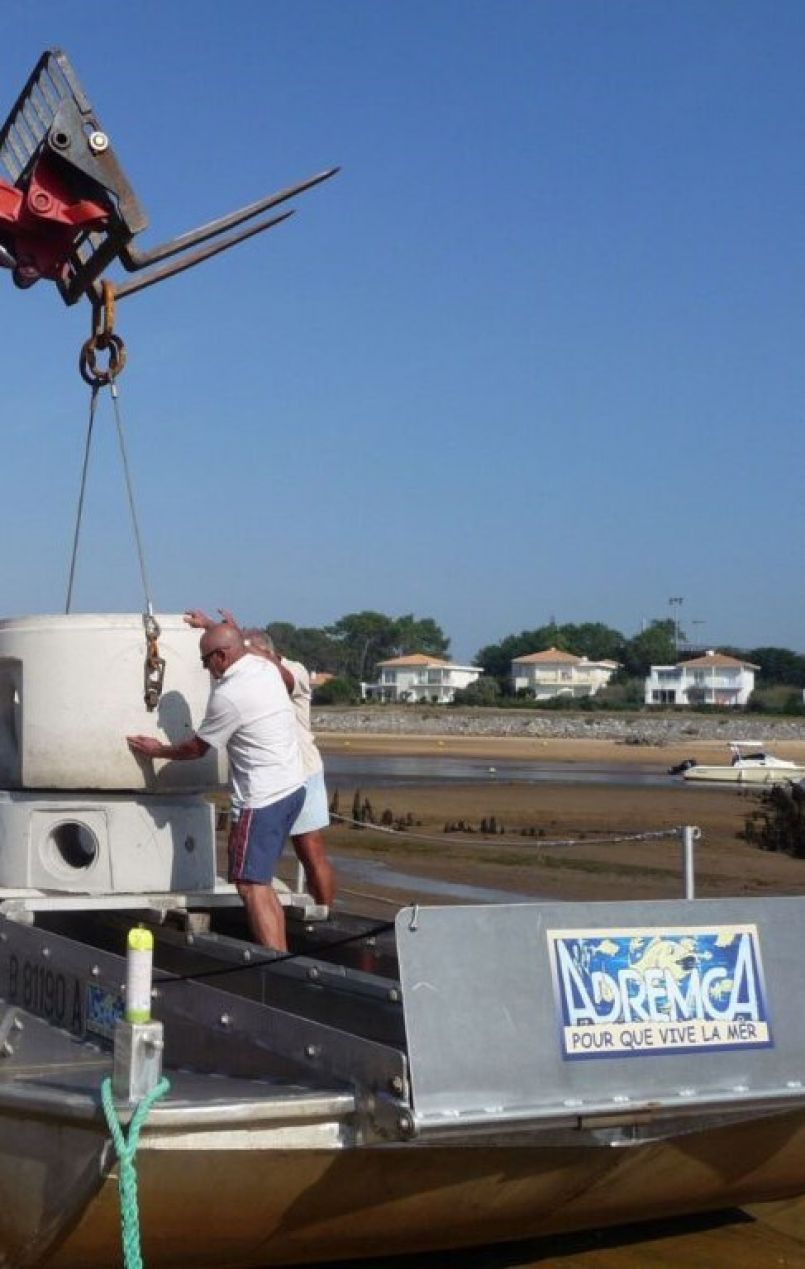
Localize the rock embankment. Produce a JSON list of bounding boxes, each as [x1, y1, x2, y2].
[[311, 707, 805, 746]]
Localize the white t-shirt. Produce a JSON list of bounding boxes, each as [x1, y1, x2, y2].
[[196, 654, 303, 809], [281, 657, 324, 779]]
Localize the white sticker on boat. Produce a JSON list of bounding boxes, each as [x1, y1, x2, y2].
[[547, 924, 772, 1059]]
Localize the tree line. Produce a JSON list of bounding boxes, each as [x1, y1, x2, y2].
[[260, 611, 805, 702], [265, 611, 449, 686]]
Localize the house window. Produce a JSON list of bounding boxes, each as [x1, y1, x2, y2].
[[427, 671, 443, 685], [652, 689, 676, 704]]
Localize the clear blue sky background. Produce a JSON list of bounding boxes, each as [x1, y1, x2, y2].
[[3, 1, 804, 661]]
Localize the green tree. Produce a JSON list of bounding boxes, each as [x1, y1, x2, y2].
[[452, 676, 501, 706], [475, 622, 625, 688], [392, 614, 450, 659], [622, 619, 679, 677], [326, 610, 450, 682], [312, 676, 358, 705], [326, 611, 399, 682], [556, 622, 625, 662], [265, 622, 344, 673], [747, 647, 805, 688], [475, 626, 562, 683]]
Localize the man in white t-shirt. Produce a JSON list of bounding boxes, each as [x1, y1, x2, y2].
[[184, 609, 335, 908], [127, 622, 304, 950]]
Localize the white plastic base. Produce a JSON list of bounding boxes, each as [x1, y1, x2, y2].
[[0, 791, 216, 894]]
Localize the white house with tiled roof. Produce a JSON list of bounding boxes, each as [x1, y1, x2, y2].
[[363, 654, 482, 704], [644, 651, 759, 707], [511, 647, 620, 699]]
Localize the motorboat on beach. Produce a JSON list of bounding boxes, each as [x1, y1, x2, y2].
[[669, 741, 805, 785]]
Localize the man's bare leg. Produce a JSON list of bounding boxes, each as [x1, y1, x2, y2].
[[236, 881, 287, 950], [292, 830, 335, 907]]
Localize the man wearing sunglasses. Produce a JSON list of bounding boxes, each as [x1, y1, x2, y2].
[[127, 621, 304, 950], [184, 608, 335, 911]]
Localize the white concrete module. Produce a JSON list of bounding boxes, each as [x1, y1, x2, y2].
[[0, 613, 226, 792]]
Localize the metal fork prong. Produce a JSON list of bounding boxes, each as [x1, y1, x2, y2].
[[119, 166, 338, 273], [112, 210, 295, 300]]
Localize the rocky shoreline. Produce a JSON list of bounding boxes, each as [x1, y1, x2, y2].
[[312, 706, 805, 745]]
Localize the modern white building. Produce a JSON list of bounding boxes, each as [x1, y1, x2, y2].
[[644, 651, 759, 707], [510, 648, 620, 699], [363, 655, 482, 704]]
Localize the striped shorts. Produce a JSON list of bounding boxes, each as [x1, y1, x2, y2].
[[227, 787, 305, 884]]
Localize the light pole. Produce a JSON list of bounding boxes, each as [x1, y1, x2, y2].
[[668, 597, 683, 657]]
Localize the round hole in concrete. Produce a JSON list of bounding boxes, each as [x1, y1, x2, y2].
[[47, 821, 99, 871]]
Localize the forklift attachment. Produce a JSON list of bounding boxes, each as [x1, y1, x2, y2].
[[0, 49, 336, 308]]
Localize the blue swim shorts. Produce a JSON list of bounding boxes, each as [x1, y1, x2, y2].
[[290, 769, 330, 836], [228, 787, 305, 884]]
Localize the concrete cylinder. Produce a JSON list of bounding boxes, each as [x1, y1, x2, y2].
[[0, 613, 226, 792]]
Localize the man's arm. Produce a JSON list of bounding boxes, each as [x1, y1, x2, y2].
[[184, 608, 239, 631], [127, 734, 210, 761]]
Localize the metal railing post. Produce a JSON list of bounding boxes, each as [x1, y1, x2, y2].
[[681, 825, 700, 899]]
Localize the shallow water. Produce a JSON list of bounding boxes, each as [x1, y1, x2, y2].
[[334, 854, 541, 904], [324, 753, 672, 788]]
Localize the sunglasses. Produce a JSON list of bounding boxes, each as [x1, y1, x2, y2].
[[201, 647, 225, 668]]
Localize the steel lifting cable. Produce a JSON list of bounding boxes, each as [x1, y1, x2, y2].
[[68, 285, 165, 708], [108, 379, 155, 615], [69, 284, 155, 612], [65, 384, 101, 613]]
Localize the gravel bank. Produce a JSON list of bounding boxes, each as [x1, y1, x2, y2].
[[312, 706, 805, 745]]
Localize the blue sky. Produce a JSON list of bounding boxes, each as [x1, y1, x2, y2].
[[3, 2, 804, 661]]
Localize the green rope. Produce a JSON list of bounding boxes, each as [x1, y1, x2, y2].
[[101, 1076, 171, 1269]]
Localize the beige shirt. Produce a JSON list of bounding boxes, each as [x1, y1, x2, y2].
[[281, 657, 324, 779]]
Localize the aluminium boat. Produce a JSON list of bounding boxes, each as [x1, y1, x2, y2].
[[3, 887, 805, 1266]]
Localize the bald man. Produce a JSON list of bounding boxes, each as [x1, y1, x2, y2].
[[184, 609, 335, 908], [127, 623, 304, 950]]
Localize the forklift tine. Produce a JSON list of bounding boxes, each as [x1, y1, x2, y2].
[[112, 210, 295, 300], [120, 167, 338, 273]]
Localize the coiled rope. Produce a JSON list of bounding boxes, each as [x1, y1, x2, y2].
[[101, 1075, 171, 1269]]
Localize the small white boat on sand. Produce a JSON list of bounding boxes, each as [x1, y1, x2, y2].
[[670, 742, 805, 785]]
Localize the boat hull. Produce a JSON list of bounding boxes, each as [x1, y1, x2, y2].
[[682, 765, 805, 784], [41, 1109, 805, 1267]]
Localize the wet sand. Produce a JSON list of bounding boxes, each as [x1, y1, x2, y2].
[[273, 731, 805, 1267], [318, 731, 805, 767], [308, 733, 805, 909]]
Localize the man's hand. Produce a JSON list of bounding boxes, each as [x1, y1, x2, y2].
[[128, 734, 209, 762], [218, 608, 239, 628], [184, 609, 213, 630], [127, 735, 164, 758]]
